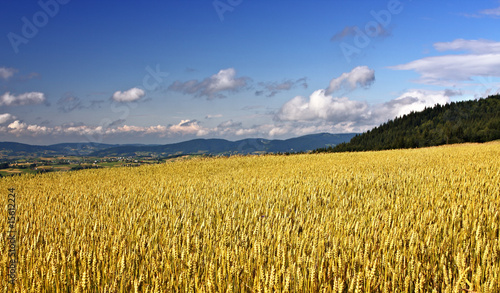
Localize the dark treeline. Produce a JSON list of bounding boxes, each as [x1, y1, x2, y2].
[[314, 94, 500, 153]]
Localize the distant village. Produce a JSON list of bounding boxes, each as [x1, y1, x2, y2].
[[0, 156, 165, 177]]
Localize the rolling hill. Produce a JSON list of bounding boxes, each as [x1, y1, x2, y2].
[[0, 142, 121, 157], [89, 133, 357, 157], [315, 94, 500, 153], [0, 133, 357, 158]]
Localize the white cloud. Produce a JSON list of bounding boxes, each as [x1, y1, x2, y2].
[[390, 39, 500, 85], [112, 87, 145, 102], [26, 124, 50, 134], [325, 66, 375, 95], [0, 119, 210, 138], [169, 68, 248, 99], [0, 88, 453, 141], [480, 6, 500, 17], [373, 89, 451, 120], [276, 89, 369, 123], [168, 120, 207, 136], [276, 88, 452, 130], [205, 114, 223, 119], [461, 6, 500, 18], [7, 120, 27, 134], [0, 113, 15, 124], [218, 120, 242, 128], [0, 67, 17, 80], [434, 39, 500, 54], [0, 92, 46, 106]]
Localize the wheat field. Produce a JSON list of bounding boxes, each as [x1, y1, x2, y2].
[[1, 142, 499, 292]]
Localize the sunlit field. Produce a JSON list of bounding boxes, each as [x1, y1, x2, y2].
[[1, 142, 499, 292]]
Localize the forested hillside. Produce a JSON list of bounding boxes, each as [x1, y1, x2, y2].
[[316, 95, 500, 152]]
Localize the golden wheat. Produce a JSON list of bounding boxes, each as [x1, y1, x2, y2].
[[1, 142, 499, 292]]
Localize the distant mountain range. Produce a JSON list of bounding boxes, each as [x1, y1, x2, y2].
[[0, 133, 357, 158]]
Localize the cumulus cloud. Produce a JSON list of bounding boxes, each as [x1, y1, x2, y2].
[[372, 90, 451, 121], [0, 88, 453, 141], [0, 67, 17, 80], [8, 120, 27, 132], [325, 66, 375, 95], [276, 89, 369, 123], [168, 68, 249, 99], [389, 39, 500, 85], [0, 118, 212, 138], [256, 77, 308, 97], [112, 87, 145, 102], [0, 92, 46, 106], [276, 88, 451, 129], [168, 120, 208, 136], [0, 113, 15, 124]]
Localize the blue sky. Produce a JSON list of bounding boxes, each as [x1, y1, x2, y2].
[[1, 0, 500, 144]]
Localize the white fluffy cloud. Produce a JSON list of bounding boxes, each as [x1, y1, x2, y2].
[[372, 90, 451, 121], [0, 113, 15, 124], [0, 92, 46, 106], [274, 67, 453, 131], [111, 87, 145, 102], [0, 119, 213, 139], [0, 67, 17, 79], [276, 89, 369, 123], [390, 39, 500, 85], [169, 68, 248, 99], [168, 120, 208, 136], [0, 87, 452, 141], [276, 88, 451, 128], [7, 120, 27, 133], [325, 66, 375, 95]]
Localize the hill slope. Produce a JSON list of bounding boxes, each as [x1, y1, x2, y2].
[[0, 133, 357, 158], [89, 133, 357, 157], [0, 142, 121, 157], [316, 94, 500, 152]]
